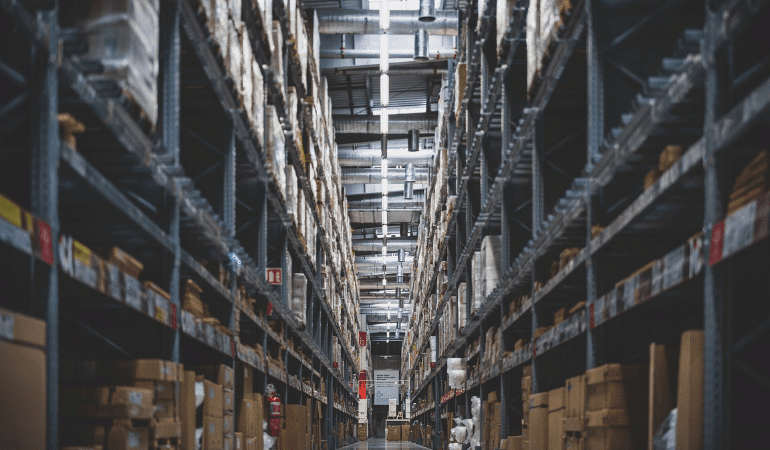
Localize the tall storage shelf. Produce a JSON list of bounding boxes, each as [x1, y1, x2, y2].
[[1, 0, 363, 448], [404, 0, 770, 448]]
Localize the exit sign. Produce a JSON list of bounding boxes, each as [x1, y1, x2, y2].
[[266, 268, 282, 285]]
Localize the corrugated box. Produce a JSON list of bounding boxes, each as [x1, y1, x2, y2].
[[203, 415, 224, 450], [180, 371, 196, 450], [106, 424, 149, 450], [675, 330, 704, 450], [564, 375, 586, 431], [585, 425, 645, 450], [110, 359, 176, 382], [586, 364, 647, 412], [529, 392, 549, 450], [387, 425, 401, 441], [0, 308, 46, 450], [548, 387, 565, 450], [192, 364, 235, 390], [202, 379, 224, 417]]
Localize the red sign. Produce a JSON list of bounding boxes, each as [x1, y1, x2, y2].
[[359, 371, 368, 399], [266, 268, 283, 285], [708, 222, 725, 266], [358, 332, 367, 347]]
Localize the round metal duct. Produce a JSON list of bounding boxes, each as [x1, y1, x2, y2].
[[408, 129, 420, 152], [414, 30, 429, 60], [419, 0, 436, 22]]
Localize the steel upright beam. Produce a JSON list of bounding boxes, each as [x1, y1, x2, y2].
[[703, 3, 731, 448], [30, 9, 59, 450], [585, 193, 599, 370], [531, 115, 544, 395], [586, 0, 604, 172], [159, 0, 181, 366]]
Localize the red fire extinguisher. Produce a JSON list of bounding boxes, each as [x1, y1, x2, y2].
[[268, 391, 282, 437]]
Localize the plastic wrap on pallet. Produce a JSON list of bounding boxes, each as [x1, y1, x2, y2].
[[83, 0, 159, 125], [242, 28, 254, 118], [214, 0, 228, 53], [471, 251, 483, 314], [481, 235, 502, 299], [540, 0, 561, 52], [271, 21, 285, 96], [292, 273, 307, 327], [526, 0, 540, 92], [458, 283, 467, 329], [496, 0, 514, 55], [124, 273, 143, 311], [228, 0, 241, 24], [266, 105, 286, 197], [252, 60, 265, 148], [297, 18, 309, 91], [227, 21, 242, 89]]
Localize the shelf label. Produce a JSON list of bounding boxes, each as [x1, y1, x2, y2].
[[170, 304, 178, 330], [35, 219, 54, 265], [359, 331, 367, 347], [266, 268, 282, 285]]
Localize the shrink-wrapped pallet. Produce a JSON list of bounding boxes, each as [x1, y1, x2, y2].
[[471, 251, 483, 314], [481, 236, 502, 299], [497, 0, 515, 56], [527, 0, 541, 93], [266, 105, 286, 198], [458, 283, 468, 329], [271, 21, 285, 97], [292, 273, 307, 327], [241, 27, 253, 121], [82, 0, 160, 125], [252, 60, 265, 147], [227, 21, 241, 88]]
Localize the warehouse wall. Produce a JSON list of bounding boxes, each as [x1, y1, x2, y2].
[[371, 356, 401, 438]]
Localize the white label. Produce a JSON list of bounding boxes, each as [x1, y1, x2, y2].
[[723, 201, 756, 257], [128, 391, 143, 405], [0, 313, 15, 341], [209, 387, 215, 399], [127, 430, 140, 448]]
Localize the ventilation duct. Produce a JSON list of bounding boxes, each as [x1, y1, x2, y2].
[[317, 9, 457, 35], [338, 149, 435, 167], [419, 0, 436, 21], [414, 29, 429, 60], [320, 48, 455, 59], [408, 129, 420, 152], [352, 238, 417, 253], [404, 163, 416, 200], [333, 114, 438, 134], [342, 168, 429, 184]]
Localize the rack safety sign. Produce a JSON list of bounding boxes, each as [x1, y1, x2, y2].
[[266, 268, 282, 285]]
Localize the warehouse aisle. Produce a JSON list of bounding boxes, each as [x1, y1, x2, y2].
[[338, 438, 431, 449]]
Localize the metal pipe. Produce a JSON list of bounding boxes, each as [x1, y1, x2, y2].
[[342, 167, 430, 184], [419, 0, 436, 21], [360, 282, 410, 290], [317, 9, 457, 35], [404, 162, 416, 199], [320, 48, 456, 59], [356, 254, 415, 265], [414, 29, 429, 60], [353, 238, 418, 253], [338, 149, 435, 167], [408, 129, 421, 151], [333, 113, 438, 134]]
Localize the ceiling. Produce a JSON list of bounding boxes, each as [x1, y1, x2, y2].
[[318, 0, 457, 348]]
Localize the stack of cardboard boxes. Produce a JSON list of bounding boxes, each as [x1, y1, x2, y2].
[[483, 391, 502, 450], [0, 308, 47, 450], [585, 364, 648, 450]]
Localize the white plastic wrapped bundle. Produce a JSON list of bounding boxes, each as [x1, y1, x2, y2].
[[482, 235, 502, 299], [264, 433, 276, 450], [448, 443, 463, 450], [471, 396, 481, 419], [470, 419, 481, 448], [291, 273, 307, 326], [471, 251, 483, 313], [227, 21, 241, 87], [526, 0, 541, 92], [497, 0, 515, 55], [83, 0, 159, 124], [448, 370, 467, 388], [462, 418, 475, 444], [458, 283, 467, 329], [265, 106, 286, 197], [540, 0, 560, 52], [252, 60, 265, 147]]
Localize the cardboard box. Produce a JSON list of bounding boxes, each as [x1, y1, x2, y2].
[[225, 412, 235, 434], [285, 404, 308, 450], [586, 425, 645, 450], [193, 364, 235, 390], [564, 435, 584, 450], [202, 379, 224, 417], [203, 415, 224, 450], [238, 363, 254, 398], [357, 423, 367, 441], [564, 374, 586, 431], [224, 389, 235, 412], [529, 393, 549, 450], [387, 425, 401, 441], [648, 344, 676, 450], [548, 387, 565, 450], [61, 447, 104, 450], [151, 419, 181, 440], [90, 386, 155, 419], [180, 371, 196, 450], [245, 437, 258, 450], [237, 399, 258, 438], [509, 436, 523, 450], [586, 364, 647, 413], [235, 432, 243, 450], [675, 330, 704, 450], [111, 359, 176, 382], [224, 435, 235, 450], [401, 424, 411, 442], [0, 308, 46, 450], [132, 380, 176, 400], [106, 424, 149, 450]]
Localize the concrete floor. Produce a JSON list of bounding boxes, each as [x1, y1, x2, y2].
[[337, 437, 432, 450]]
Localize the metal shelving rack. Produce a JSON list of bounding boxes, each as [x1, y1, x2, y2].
[[404, 0, 770, 448], [0, 0, 363, 448]]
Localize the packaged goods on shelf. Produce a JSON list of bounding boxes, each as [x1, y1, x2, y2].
[[644, 168, 662, 190], [728, 150, 769, 214], [471, 251, 483, 314], [658, 145, 684, 173], [526, 0, 540, 93], [226, 21, 242, 94], [458, 283, 468, 330], [548, 387, 565, 450], [455, 63, 468, 117], [82, 0, 159, 125], [676, 330, 703, 450], [529, 392, 549, 450], [241, 27, 254, 121], [497, 0, 515, 55], [271, 21, 285, 96], [0, 308, 46, 450], [481, 236, 502, 299], [266, 105, 287, 197]]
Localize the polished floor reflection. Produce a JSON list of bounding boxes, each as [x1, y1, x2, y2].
[[337, 437, 432, 449]]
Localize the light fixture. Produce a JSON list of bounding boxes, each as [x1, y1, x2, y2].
[[380, 0, 390, 29]]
